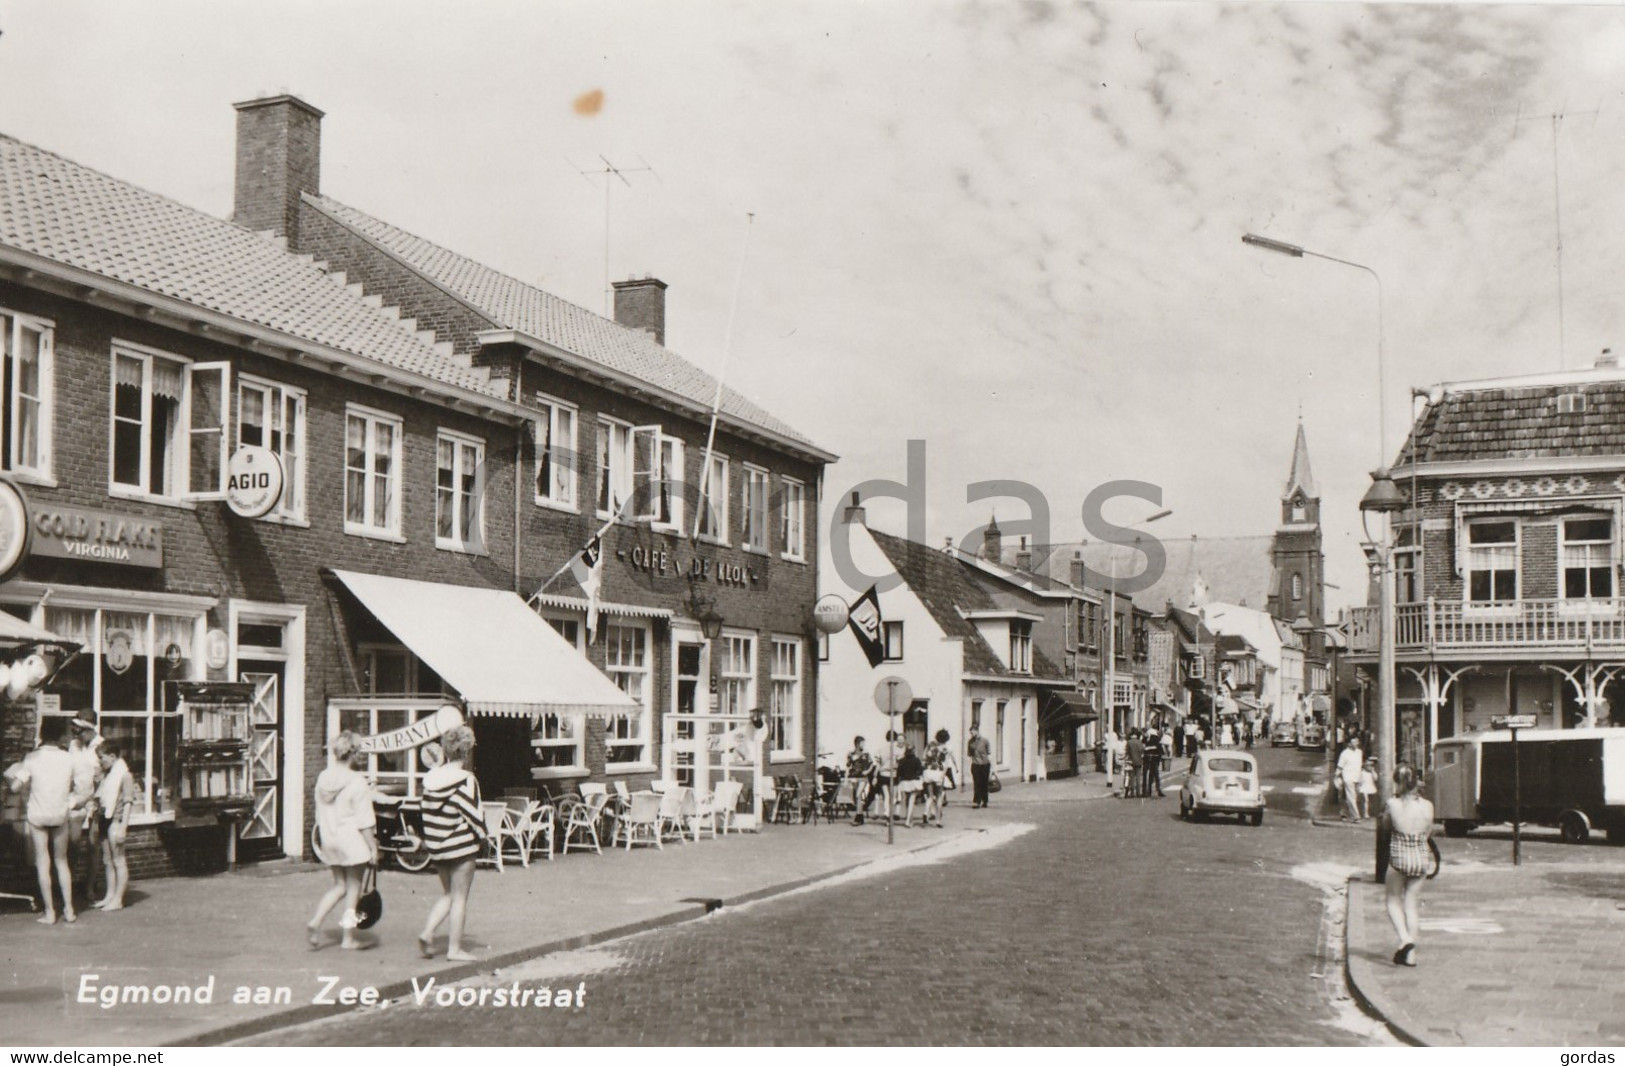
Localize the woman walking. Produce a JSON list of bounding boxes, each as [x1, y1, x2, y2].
[[91, 741, 135, 911], [922, 729, 956, 826], [1383, 763, 1435, 967], [418, 726, 486, 962], [307, 732, 377, 950]]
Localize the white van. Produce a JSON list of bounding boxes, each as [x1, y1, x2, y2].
[[1432, 726, 1625, 844]]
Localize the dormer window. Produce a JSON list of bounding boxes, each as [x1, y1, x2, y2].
[[1556, 392, 1587, 415], [1009, 621, 1032, 674]]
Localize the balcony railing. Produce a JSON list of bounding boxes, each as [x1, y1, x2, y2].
[[1347, 598, 1625, 654]]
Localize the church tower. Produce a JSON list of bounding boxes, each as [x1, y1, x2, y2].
[[1269, 422, 1325, 645]]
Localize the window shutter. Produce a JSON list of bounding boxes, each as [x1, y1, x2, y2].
[[184, 362, 232, 500]]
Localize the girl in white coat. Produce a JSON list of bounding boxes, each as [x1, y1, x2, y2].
[[307, 732, 377, 950]]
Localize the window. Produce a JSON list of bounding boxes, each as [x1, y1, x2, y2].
[[532, 713, 585, 775], [435, 430, 484, 552], [110, 345, 230, 500], [603, 623, 651, 766], [1466, 520, 1518, 604], [970, 700, 982, 732], [780, 477, 806, 560], [359, 645, 445, 696], [1562, 517, 1614, 600], [544, 614, 583, 650], [1, 309, 53, 478], [1291, 573, 1303, 601], [533, 397, 578, 510], [768, 637, 802, 759], [332, 701, 443, 797], [718, 632, 756, 717], [697, 453, 729, 543], [882, 620, 905, 662], [1190, 656, 1206, 680], [345, 406, 402, 537], [237, 376, 306, 520], [1009, 621, 1032, 673], [816, 630, 830, 662], [37, 605, 201, 820], [742, 466, 770, 551], [995, 701, 1007, 764], [597, 420, 633, 517], [1395, 526, 1421, 604], [650, 435, 685, 531]]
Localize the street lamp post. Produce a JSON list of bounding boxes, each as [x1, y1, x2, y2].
[[1243, 233, 1404, 877]]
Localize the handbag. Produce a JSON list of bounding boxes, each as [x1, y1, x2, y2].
[[355, 864, 383, 930], [987, 771, 1002, 794], [1426, 838, 1442, 880]]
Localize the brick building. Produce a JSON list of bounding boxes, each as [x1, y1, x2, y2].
[[1347, 355, 1625, 770], [0, 95, 831, 886]]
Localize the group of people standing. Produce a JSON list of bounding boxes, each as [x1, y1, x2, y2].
[[4, 715, 136, 924], [845, 727, 978, 826], [1106, 725, 1169, 798], [308, 725, 486, 960], [1335, 737, 1380, 821]]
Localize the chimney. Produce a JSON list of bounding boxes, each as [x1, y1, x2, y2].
[[232, 95, 324, 248], [1599, 347, 1618, 369], [842, 491, 866, 526], [980, 514, 1001, 561], [1016, 536, 1032, 572], [1070, 550, 1085, 590], [613, 277, 668, 345]]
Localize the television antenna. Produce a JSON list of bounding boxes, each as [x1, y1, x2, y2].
[[1513, 104, 1601, 370], [569, 155, 660, 315]]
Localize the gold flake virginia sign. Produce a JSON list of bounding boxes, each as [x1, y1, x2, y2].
[[30, 505, 164, 568]]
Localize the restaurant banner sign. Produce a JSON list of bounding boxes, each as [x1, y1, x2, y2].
[[358, 704, 465, 755], [30, 505, 163, 568]]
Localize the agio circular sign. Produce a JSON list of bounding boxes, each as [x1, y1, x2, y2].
[[0, 477, 31, 584], [225, 446, 285, 519]]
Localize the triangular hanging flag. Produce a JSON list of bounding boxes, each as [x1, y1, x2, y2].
[[847, 585, 884, 668], [569, 534, 604, 639]]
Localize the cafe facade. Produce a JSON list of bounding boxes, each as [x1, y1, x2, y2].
[[0, 98, 830, 886]]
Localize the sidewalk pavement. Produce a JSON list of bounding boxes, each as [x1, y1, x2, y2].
[[1344, 845, 1625, 1046], [1, 779, 1107, 1048]]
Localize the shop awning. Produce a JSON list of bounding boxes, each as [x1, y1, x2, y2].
[[330, 570, 637, 719], [0, 612, 74, 650], [1041, 691, 1098, 725]]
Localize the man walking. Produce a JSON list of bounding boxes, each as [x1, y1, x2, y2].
[[1336, 737, 1364, 821], [967, 727, 993, 808], [1123, 728, 1143, 798]]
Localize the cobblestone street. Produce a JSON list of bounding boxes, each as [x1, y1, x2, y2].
[[250, 749, 1387, 1046]]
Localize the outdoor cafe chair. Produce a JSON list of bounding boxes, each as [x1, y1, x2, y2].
[[561, 790, 611, 855], [509, 797, 554, 862], [613, 791, 662, 850], [657, 786, 695, 843], [479, 801, 528, 871], [769, 776, 799, 825]]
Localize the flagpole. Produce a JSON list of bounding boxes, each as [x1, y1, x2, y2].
[[691, 213, 755, 543], [527, 500, 628, 605]]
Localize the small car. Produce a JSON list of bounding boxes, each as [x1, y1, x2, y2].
[[1181, 749, 1265, 825], [1297, 722, 1327, 751], [1270, 722, 1297, 747]]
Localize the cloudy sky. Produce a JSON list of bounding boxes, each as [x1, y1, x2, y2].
[[3, 1, 1625, 609]]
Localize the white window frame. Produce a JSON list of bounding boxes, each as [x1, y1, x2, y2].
[[1009, 621, 1032, 674], [995, 700, 1007, 765], [603, 622, 653, 770], [1465, 518, 1519, 607], [542, 611, 585, 651], [697, 452, 730, 544], [344, 404, 404, 541], [717, 630, 756, 718], [109, 341, 231, 504], [650, 433, 686, 533], [0, 308, 54, 482], [882, 620, 905, 662], [742, 464, 770, 553], [596, 417, 633, 518], [531, 712, 587, 778], [532, 395, 578, 512], [768, 636, 803, 762], [1560, 515, 1616, 604], [236, 374, 307, 523], [780, 476, 806, 561], [435, 428, 486, 554]]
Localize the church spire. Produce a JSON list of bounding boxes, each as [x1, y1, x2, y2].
[[1283, 421, 1317, 501]]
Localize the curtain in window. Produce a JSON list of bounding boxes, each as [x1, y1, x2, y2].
[[154, 614, 195, 660], [150, 359, 184, 402], [114, 354, 144, 390], [44, 606, 96, 648]]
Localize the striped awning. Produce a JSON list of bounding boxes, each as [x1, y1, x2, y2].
[[330, 570, 636, 719]]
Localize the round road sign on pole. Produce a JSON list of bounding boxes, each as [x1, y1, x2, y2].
[[873, 675, 912, 716]]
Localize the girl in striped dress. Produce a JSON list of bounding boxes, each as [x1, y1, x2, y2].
[[417, 726, 486, 962]]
